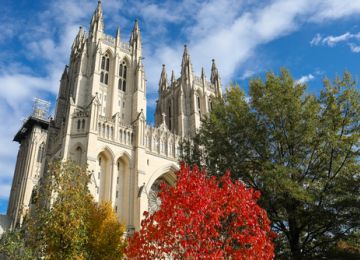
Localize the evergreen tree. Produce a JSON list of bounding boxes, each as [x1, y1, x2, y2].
[[181, 70, 360, 259]]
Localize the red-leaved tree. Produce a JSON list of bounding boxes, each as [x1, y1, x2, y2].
[[126, 164, 275, 259]]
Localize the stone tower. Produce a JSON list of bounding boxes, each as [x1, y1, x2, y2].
[[7, 1, 222, 231], [154, 46, 222, 137], [7, 99, 50, 228]]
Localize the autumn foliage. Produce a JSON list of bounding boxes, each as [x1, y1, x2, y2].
[[126, 164, 275, 259], [86, 201, 126, 259]]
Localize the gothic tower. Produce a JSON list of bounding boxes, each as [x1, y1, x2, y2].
[[154, 45, 222, 137], [7, 1, 222, 231], [45, 0, 147, 230]]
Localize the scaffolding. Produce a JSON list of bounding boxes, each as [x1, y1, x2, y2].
[[32, 98, 50, 120]]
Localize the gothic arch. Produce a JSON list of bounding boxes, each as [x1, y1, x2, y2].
[[145, 163, 179, 214], [114, 150, 132, 163], [70, 142, 85, 164], [145, 163, 179, 193], [121, 56, 130, 66], [103, 48, 115, 59], [96, 147, 114, 202], [115, 154, 131, 223], [195, 88, 203, 97], [96, 145, 115, 163]]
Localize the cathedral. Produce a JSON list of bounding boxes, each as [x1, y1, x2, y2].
[[6, 1, 222, 232]]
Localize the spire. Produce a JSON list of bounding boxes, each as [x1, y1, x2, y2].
[[71, 26, 86, 54], [171, 70, 176, 85], [61, 65, 69, 80], [159, 64, 167, 93], [210, 59, 222, 96], [59, 65, 69, 99], [130, 19, 142, 59], [181, 45, 193, 86], [130, 19, 141, 45], [181, 45, 190, 68], [201, 67, 206, 91], [201, 67, 205, 80], [115, 27, 121, 47], [210, 59, 218, 83], [89, 0, 104, 39]]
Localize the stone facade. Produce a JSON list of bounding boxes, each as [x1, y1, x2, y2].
[[7, 1, 222, 231]]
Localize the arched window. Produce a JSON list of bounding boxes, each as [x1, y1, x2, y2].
[[37, 143, 44, 163], [118, 61, 127, 92], [75, 146, 82, 163], [101, 57, 105, 69], [82, 119, 85, 129], [77, 119, 81, 130], [100, 53, 110, 85]]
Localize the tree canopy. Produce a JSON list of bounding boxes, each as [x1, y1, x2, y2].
[[1, 161, 126, 259], [126, 164, 275, 259], [181, 70, 360, 259]]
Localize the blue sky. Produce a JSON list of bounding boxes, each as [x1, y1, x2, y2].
[[1, 0, 360, 213]]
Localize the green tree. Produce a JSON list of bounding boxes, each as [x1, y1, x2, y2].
[[43, 161, 93, 259], [0, 229, 34, 259], [181, 70, 360, 259], [9, 161, 126, 259]]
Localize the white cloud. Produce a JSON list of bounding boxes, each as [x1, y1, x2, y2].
[[310, 33, 322, 46], [140, 0, 360, 93], [348, 43, 360, 53], [240, 70, 256, 80], [296, 74, 315, 84], [322, 32, 354, 47], [3, 0, 360, 209], [309, 0, 360, 22], [310, 31, 360, 52], [0, 185, 11, 200]]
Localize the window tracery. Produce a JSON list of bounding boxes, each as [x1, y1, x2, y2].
[[100, 53, 110, 85], [118, 61, 127, 92]]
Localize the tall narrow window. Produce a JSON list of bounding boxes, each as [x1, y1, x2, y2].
[[197, 96, 201, 110], [77, 119, 81, 130], [100, 54, 110, 85], [118, 61, 127, 92], [168, 106, 172, 131], [37, 143, 44, 163]]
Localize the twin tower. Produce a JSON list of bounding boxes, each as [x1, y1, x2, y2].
[[7, 0, 222, 232]]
